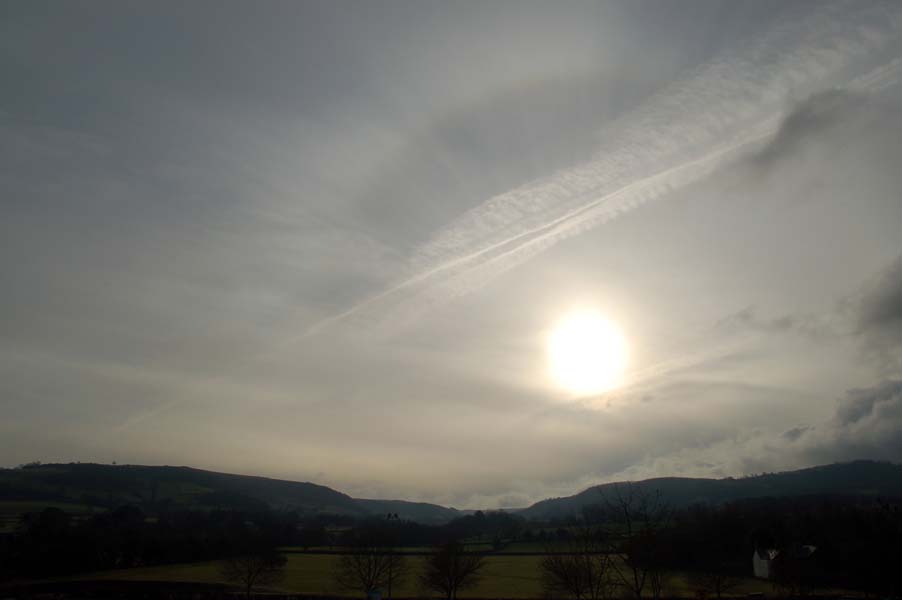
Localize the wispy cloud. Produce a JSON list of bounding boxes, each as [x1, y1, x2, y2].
[[604, 378, 902, 486], [310, 1, 902, 335]]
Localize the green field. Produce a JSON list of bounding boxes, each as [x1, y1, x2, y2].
[[66, 553, 783, 598]]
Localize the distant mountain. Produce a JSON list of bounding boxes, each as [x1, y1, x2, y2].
[[0, 463, 455, 523], [5, 460, 900, 526], [519, 460, 902, 520]]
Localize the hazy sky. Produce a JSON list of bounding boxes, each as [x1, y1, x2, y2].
[[3, 0, 902, 508]]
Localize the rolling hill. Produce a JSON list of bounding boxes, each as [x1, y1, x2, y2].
[[3, 460, 901, 528], [354, 498, 461, 523], [0, 463, 457, 524], [518, 460, 902, 520]]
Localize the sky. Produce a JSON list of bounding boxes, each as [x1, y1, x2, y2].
[[2, 0, 902, 509]]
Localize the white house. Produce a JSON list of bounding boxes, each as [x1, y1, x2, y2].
[[753, 548, 780, 579], [753, 545, 817, 579]]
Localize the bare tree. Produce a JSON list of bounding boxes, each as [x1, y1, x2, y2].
[[220, 549, 286, 599], [689, 570, 740, 600], [600, 483, 671, 600], [419, 541, 486, 600], [334, 534, 408, 598], [771, 545, 818, 598], [540, 524, 614, 600]]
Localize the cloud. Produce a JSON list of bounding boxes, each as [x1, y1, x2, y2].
[[4, 1, 902, 509], [782, 426, 811, 442], [715, 306, 836, 341], [310, 1, 902, 335], [594, 380, 902, 488], [711, 248, 902, 378], [753, 90, 868, 167], [853, 256, 902, 374], [810, 380, 902, 462], [835, 380, 902, 426], [858, 256, 902, 332]]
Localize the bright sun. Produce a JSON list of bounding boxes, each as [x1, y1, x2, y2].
[[547, 310, 629, 396]]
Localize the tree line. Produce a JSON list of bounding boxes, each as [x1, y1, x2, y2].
[[3, 485, 901, 599], [0, 505, 298, 579], [542, 485, 902, 600]]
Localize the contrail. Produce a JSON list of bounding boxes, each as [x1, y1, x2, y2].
[[307, 1, 902, 336]]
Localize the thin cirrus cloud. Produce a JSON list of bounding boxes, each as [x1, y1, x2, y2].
[[307, 0, 902, 337], [3, 1, 902, 507]]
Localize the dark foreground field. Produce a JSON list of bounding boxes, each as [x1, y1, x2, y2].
[[3, 463, 895, 599], [3, 553, 834, 600]]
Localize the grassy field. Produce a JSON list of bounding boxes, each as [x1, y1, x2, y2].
[[70, 554, 542, 597], [66, 553, 784, 598]]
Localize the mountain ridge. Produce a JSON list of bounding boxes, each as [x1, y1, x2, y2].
[[3, 460, 900, 524], [519, 460, 902, 519], [0, 462, 461, 524]]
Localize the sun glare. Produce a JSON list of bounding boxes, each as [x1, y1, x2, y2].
[[547, 310, 629, 396]]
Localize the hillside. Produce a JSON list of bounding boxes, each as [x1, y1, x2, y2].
[[0, 463, 452, 523], [519, 460, 902, 520], [4, 460, 901, 527], [354, 498, 461, 523]]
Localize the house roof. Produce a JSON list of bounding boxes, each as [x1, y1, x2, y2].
[[755, 545, 817, 561], [755, 548, 780, 561]]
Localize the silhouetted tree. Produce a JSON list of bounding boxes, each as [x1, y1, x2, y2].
[[680, 506, 743, 600], [770, 545, 819, 598], [334, 529, 408, 598], [419, 541, 485, 600], [600, 483, 671, 600], [220, 548, 286, 599], [297, 525, 327, 550], [540, 523, 613, 600], [689, 570, 740, 600]]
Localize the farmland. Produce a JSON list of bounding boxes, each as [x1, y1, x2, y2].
[[4, 463, 898, 598], [62, 553, 780, 598]]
